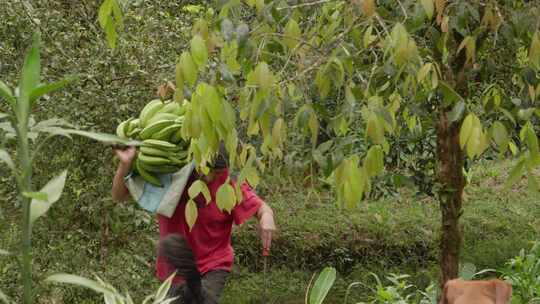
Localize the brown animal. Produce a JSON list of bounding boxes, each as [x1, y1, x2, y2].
[[439, 279, 512, 304]]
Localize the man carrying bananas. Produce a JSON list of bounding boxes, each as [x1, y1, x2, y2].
[[111, 145, 276, 304]]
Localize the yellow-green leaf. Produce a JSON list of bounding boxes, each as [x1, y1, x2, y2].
[[417, 63, 432, 83], [315, 69, 330, 99], [466, 125, 481, 159], [421, 0, 434, 19], [364, 145, 384, 177], [185, 200, 198, 231], [216, 183, 236, 213], [191, 35, 208, 70], [283, 19, 301, 49], [459, 113, 474, 149], [188, 180, 206, 199], [491, 121, 509, 153], [180, 52, 198, 87], [272, 118, 285, 147]]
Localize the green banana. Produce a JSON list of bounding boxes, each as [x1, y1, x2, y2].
[[138, 152, 173, 166], [170, 128, 184, 143], [116, 120, 129, 138], [146, 113, 180, 126], [127, 127, 142, 138], [139, 119, 176, 139], [158, 101, 182, 115], [129, 118, 140, 130], [136, 158, 163, 187], [139, 99, 165, 127], [142, 139, 179, 151], [142, 164, 181, 174], [150, 123, 183, 140], [140, 146, 171, 158]]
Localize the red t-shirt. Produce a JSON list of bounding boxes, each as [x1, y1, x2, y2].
[[155, 169, 263, 283]]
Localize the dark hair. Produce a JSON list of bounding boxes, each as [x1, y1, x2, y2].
[[209, 143, 228, 169]]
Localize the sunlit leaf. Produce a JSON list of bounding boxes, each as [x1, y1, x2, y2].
[[60, 129, 141, 146], [283, 19, 301, 49], [29, 170, 68, 223], [180, 52, 198, 87], [417, 63, 432, 83], [364, 145, 384, 176], [23, 191, 48, 201], [0, 149, 15, 172], [191, 35, 208, 70], [18, 33, 41, 118], [29, 77, 76, 104], [491, 121, 509, 153], [216, 183, 236, 213], [421, 0, 434, 19], [46, 273, 114, 296], [185, 200, 198, 231], [459, 113, 474, 149], [309, 267, 336, 304], [0, 80, 16, 108]]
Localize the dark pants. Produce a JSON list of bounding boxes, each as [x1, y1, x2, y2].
[[167, 270, 229, 304]]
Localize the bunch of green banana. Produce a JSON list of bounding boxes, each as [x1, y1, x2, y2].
[[115, 99, 190, 187]]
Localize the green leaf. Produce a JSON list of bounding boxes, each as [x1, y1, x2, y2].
[[0, 289, 9, 304], [283, 19, 301, 49], [421, 0, 434, 19], [0, 80, 16, 108], [0, 149, 15, 172], [23, 191, 48, 201], [98, 0, 113, 29], [439, 81, 463, 104], [30, 170, 68, 224], [111, 0, 123, 30], [45, 273, 113, 296], [154, 273, 176, 302], [188, 180, 205, 199], [216, 183, 236, 213], [530, 32, 540, 69], [18, 33, 41, 117], [315, 69, 330, 99], [191, 35, 208, 70], [185, 200, 198, 231], [448, 101, 465, 123], [525, 125, 539, 158], [29, 77, 76, 104], [60, 129, 141, 146], [366, 115, 384, 144], [309, 267, 336, 304], [491, 121, 509, 153], [417, 63, 432, 83], [459, 114, 474, 149], [180, 52, 198, 87], [504, 159, 525, 190], [104, 15, 118, 49], [364, 145, 384, 177], [466, 125, 481, 159]]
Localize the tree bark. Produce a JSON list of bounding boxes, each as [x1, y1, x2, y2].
[[436, 112, 466, 288]]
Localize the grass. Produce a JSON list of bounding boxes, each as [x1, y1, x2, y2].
[[0, 158, 539, 303]]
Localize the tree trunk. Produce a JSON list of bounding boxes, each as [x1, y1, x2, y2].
[[436, 112, 466, 288]]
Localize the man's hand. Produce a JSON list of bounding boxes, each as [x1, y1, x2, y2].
[[114, 146, 136, 168], [257, 203, 276, 252]]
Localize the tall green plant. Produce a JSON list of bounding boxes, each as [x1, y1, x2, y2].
[[0, 33, 135, 304]]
